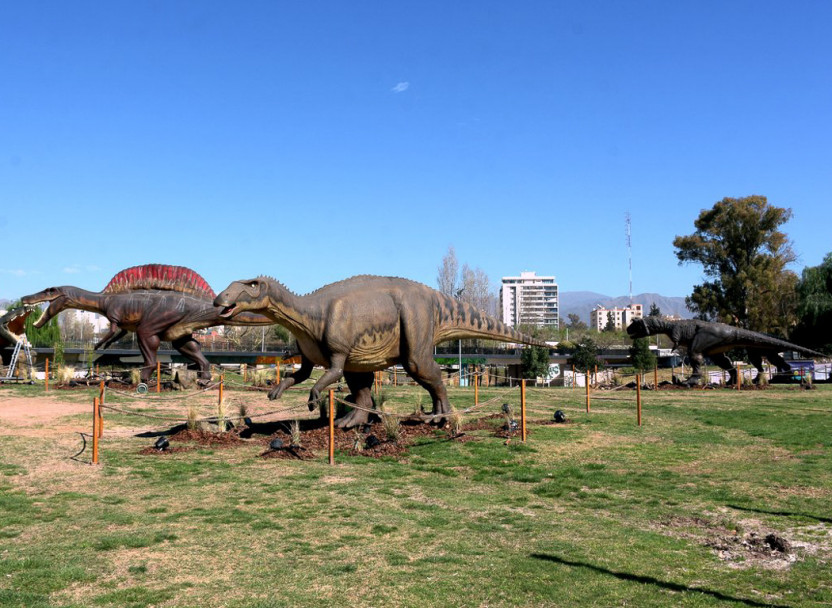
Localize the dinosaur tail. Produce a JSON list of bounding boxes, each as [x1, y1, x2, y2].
[[433, 293, 549, 348], [735, 328, 826, 358]]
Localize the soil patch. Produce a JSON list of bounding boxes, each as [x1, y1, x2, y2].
[[657, 515, 802, 570]]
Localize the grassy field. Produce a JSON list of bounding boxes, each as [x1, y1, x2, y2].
[[1, 378, 831, 607]]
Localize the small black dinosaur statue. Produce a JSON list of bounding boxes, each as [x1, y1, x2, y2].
[[627, 317, 824, 386]]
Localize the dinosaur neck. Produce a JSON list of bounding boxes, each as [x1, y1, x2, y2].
[[265, 281, 322, 337], [646, 317, 673, 336], [67, 288, 108, 314]]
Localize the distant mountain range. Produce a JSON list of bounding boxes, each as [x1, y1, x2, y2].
[[560, 291, 692, 324]]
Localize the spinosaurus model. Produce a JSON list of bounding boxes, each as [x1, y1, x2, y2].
[[626, 316, 824, 386], [214, 275, 549, 428], [22, 265, 273, 384]]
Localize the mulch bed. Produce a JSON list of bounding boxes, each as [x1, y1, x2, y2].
[[139, 411, 572, 459]]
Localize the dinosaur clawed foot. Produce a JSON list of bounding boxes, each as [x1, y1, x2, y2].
[[334, 407, 379, 429]]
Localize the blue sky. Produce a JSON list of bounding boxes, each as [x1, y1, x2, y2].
[[1, 1, 830, 302]]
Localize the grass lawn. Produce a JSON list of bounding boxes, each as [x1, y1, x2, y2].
[[0, 378, 830, 607]]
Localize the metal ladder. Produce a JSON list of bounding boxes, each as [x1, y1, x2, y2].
[[2, 336, 34, 381]]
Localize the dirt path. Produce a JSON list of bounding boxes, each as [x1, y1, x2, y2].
[[0, 393, 92, 436]]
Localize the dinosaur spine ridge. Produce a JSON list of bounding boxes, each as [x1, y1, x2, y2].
[[103, 264, 216, 299]]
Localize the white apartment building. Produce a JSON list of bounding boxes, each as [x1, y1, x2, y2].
[[500, 271, 559, 328], [590, 303, 644, 331]]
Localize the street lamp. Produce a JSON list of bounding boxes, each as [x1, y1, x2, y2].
[[455, 288, 464, 387]]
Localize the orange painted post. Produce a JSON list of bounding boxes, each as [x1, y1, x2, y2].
[[585, 370, 591, 413], [520, 379, 527, 442], [636, 374, 642, 426], [219, 375, 224, 405], [98, 381, 105, 437], [276, 362, 281, 384], [328, 389, 335, 465], [156, 360, 161, 393], [92, 397, 100, 464], [45, 358, 49, 392]]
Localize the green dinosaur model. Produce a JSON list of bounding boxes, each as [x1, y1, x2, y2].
[[214, 275, 548, 427]]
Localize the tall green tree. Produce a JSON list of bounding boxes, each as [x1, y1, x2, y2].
[[648, 302, 661, 317], [520, 345, 550, 379], [571, 337, 600, 373], [628, 337, 656, 373], [673, 195, 798, 334], [792, 252, 832, 352]]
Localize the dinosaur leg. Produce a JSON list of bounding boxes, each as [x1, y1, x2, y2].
[[94, 326, 127, 350], [334, 371, 377, 429], [172, 336, 211, 385], [136, 333, 161, 384], [747, 350, 766, 385], [400, 355, 452, 426], [761, 349, 791, 383], [268, 356, 314, 400], [305, 353, 347, 410], [709, 352, 737, 386], [685, 352, 704, 386]]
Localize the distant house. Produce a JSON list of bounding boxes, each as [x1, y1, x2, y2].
[[590, 303, 643, 331]]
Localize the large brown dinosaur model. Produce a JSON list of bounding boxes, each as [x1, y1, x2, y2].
[[214, 275, 549, 428], [22, 265, 273, 384], [627, 316, 824, 385]]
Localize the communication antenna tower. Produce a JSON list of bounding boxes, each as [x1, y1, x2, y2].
[[625, 212, 633, 304]]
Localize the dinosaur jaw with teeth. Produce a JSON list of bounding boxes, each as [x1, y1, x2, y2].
[[218, 304, 238, 319]]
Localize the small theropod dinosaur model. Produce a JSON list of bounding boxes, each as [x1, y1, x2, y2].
[[22, 265, 272, 384], [627, 317, 823, 385], [214, 275, 548, 427]]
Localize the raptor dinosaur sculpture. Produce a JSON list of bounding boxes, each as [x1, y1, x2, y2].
[[626, 316, 824, 386], [214, 275, 549, 428], [22, 265, 273, 384]]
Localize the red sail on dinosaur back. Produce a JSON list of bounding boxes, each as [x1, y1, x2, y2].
[[102, 264, 216, 299]]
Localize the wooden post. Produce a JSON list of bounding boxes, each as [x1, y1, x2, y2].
[[276, 362, 280, 385], [636, 373, 642, 427], [45, 358, 49, 392], [571, 365, 575, 389], [156, 360, 161, 393], [98, 381, 105, 437], [219, 375, 224, 404], [474, 371, 479, 406], [654, 364, 658, 389], [92, 397, 100, 465], [585, 370, 591, 413], [394, 366, 397, 386], [736, 363, 742, 391], [328, 389, 335, 465], [520, 379, 527, 442], [243, 364, 247, 383]]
